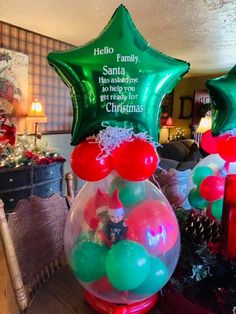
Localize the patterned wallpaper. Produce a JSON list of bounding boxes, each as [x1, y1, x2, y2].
[[0, 20, 74, 133]]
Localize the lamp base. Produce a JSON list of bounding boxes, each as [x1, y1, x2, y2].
[[84, 291, 158, 314]]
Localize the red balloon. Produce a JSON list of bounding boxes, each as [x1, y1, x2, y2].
[[217, 134, 236, 162], [84, 290, 158, 314], [200, 175, 225, 202], [200, 130, 218, 154], [70, 140, 113, 181], [113, 138, 158, 181], [126, 200, 179, 255], [90, 276, 114, 294]]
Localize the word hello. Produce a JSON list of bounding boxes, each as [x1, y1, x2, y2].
[[94, 46, 114, 55]]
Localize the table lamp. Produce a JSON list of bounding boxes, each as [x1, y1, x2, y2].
[[163, 116, 174, 141], [28, 98, 47, 145], [195, 113, 212, 144]]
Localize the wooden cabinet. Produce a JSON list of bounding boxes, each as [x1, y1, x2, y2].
[[0, 162, 64, 213]]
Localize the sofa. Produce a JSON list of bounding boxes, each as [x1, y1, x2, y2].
[[156, 139, 203, 171], [151, 139, 203, 210]]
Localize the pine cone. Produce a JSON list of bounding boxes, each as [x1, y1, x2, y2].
[[183, 211, 221, 243]]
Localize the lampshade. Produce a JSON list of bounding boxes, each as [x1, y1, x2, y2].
[[28, 98, 46, 118], [196, 115, 212, 133], [163, 116, 174, 128]]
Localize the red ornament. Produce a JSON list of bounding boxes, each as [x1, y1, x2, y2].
[[70, 140, 113, 181], [200, 175, 225, 202], [113, 138, 158, 181], [217, 134, 236, 162], [200, 130, 218, 154]]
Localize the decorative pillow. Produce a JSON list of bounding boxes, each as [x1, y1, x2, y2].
[[154, 169, 194, 210]]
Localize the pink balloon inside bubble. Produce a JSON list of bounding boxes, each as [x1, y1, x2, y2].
[[200, 130, 219, 154], [200, 175, 225, 202], [126, 200, 179, 256]]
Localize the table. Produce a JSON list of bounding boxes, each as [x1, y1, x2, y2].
[[0, 162, 64, 213]]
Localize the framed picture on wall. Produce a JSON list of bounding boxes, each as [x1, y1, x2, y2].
[[0, 48, 29, 132]]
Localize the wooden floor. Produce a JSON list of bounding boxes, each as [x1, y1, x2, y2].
[[0, 236, 163, 314], [0, 236, 19, 314]]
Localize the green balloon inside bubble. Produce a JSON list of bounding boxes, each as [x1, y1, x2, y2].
[[105, 240, 150, 291], [188, 188, 209, 210], [70, 241, 108, 282], [110, 176, 146, 207], [131, 256, 168, 295], [192, 166, 214, 187], [211, 198, 223, 221]]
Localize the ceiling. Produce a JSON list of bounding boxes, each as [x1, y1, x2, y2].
[[1, 0, 236, 77]]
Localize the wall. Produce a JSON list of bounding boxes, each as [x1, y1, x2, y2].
[[171, 74, 220, 139], [43, 133, 85, 193], [0, 20, 73, 133], [0, 21, 80, 193]]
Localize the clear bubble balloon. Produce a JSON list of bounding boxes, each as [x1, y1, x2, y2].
[[64, 172, 180, 304]]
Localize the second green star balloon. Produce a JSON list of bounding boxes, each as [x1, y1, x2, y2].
[[206, 65, 236, 135], [48, 5, 189, 145]]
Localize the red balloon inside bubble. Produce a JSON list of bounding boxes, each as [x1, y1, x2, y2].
[[200, 130, 219, 154], [113, 138, 158, 181], [200, 175, 225, 202], [217, 134, 236, 162], [70, 139, 113, 181], [126, 199, 179, 255], [90, 276, 114, 294]]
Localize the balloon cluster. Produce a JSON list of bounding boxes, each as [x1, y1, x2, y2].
[[70, 127, 159, 182], [64, 173, 180, 304], [48, 3, 188, 309], [188, 130, 236, 221], [67, 126, 180, 303]]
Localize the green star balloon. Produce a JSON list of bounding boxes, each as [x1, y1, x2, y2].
[[48, 5, 189, 145], [206, 65, 236, 136]]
